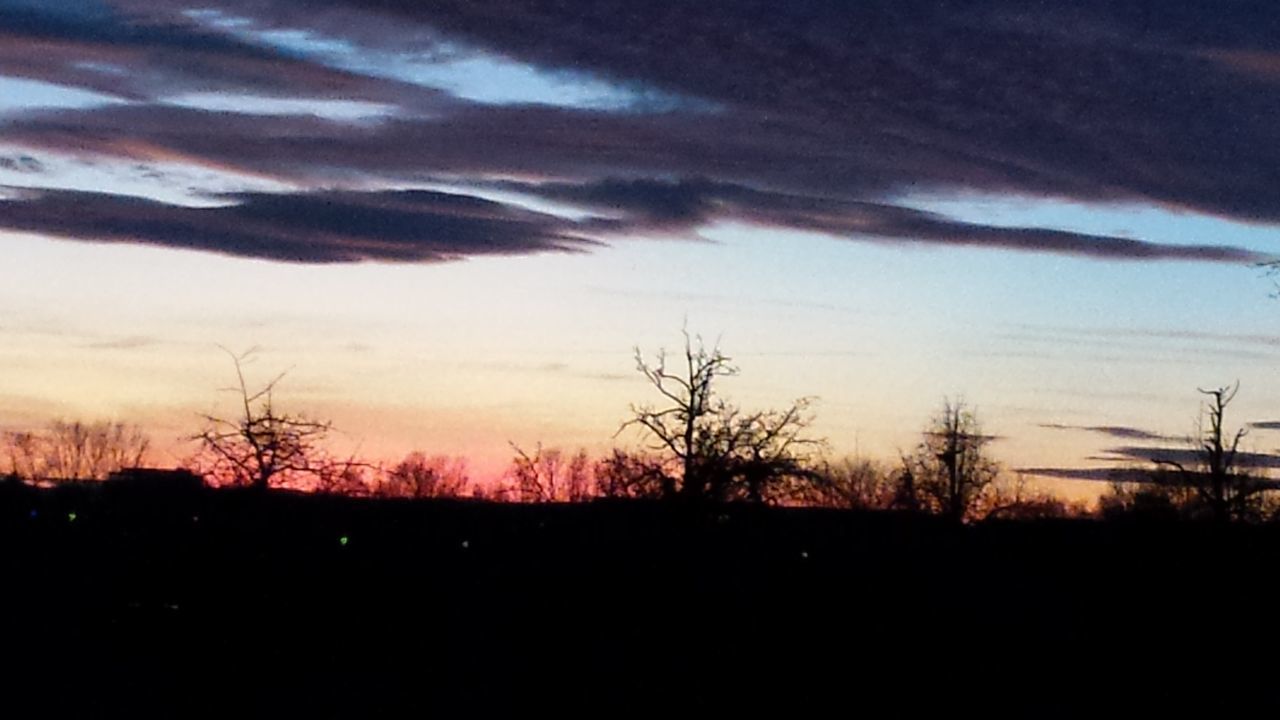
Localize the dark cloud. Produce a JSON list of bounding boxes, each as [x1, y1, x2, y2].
[[0, 0, 1277, 264], [111, 0, 1280, 222], [0, 187, 597, 263], [0, 2, 444, 106], [509, 178, 1268, 263], [1097, 445, 1280, 470], [1022, 465, 1280, 488], [1248, 421, 1280, 431], [1, 103, 888, 195], [0, 175, 1262, 264], [1018, 467, 1157, 484], [1038, 423, 1184, 442]]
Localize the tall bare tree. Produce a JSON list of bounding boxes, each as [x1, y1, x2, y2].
[[189, 349, 340, 491], [900, 398, 999, 522], [1152, 383, 1272, 522], [621, 330, 822, 503], [623, 330, 736, 500]]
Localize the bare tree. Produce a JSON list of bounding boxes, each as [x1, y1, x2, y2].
[[594, 449, 673, 499], [189, 349, 340, 491], [899, 398, 1000, 522], [704, 401, 825, 503], [623, 330, 736, 501], [4, 420, 150, 482], [621, 330, 822, 503], [384, 453, 471, 499], [802, 456, 897, 510], [315, 461, 376, 496], [564, 449, 593, 502], [1097, 466, 1195, 521], [5, 430, 43, 481], [982, 474, 1087, 521], [508, 444, 593, 502], [1151, 383, 1272, 522]]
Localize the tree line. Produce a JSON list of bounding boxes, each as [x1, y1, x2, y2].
[[4, 334, 1278, 523]]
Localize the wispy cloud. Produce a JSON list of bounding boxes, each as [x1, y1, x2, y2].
[[1005, 323, 1280, 349], [79, 335, 159, 350], [1038, 423, 1185, 443], [469, 360, 630, 383], [0, 154, 42, 172]]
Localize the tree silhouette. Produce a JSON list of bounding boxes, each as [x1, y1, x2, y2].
[[706, 400, 823, 503], [1098, 466, 1194, 521], [1151, 383, 1273, 522], [802, 457, 896, 510], [189, 349, 339, 491], [899, 398, 999, 522], [3, 420, 150, 481], [621, 330, 822, 503], [314, 462, 375, 496], [508, 444, 592, 502], [383, 453, 471, 499], [593, 448, 671, 499], [983, 474, 1086, 521]]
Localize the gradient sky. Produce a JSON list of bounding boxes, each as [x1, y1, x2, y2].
[[4, 1, 1280, 497]]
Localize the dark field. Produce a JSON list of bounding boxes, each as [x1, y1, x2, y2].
[[2, 481, 1276, 716]]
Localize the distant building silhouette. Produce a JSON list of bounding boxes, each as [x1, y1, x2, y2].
[[106, 468, 205, 493]]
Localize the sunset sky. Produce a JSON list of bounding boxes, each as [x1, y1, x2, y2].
[[4, 1, 1280, 495]]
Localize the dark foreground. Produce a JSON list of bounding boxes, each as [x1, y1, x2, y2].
[[1, 481, 1276, 716]]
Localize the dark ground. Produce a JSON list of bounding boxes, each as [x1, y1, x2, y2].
[[1, 480, 1276, 717]]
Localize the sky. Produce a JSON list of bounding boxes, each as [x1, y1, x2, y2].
[[4, 1, 1280, 497]]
